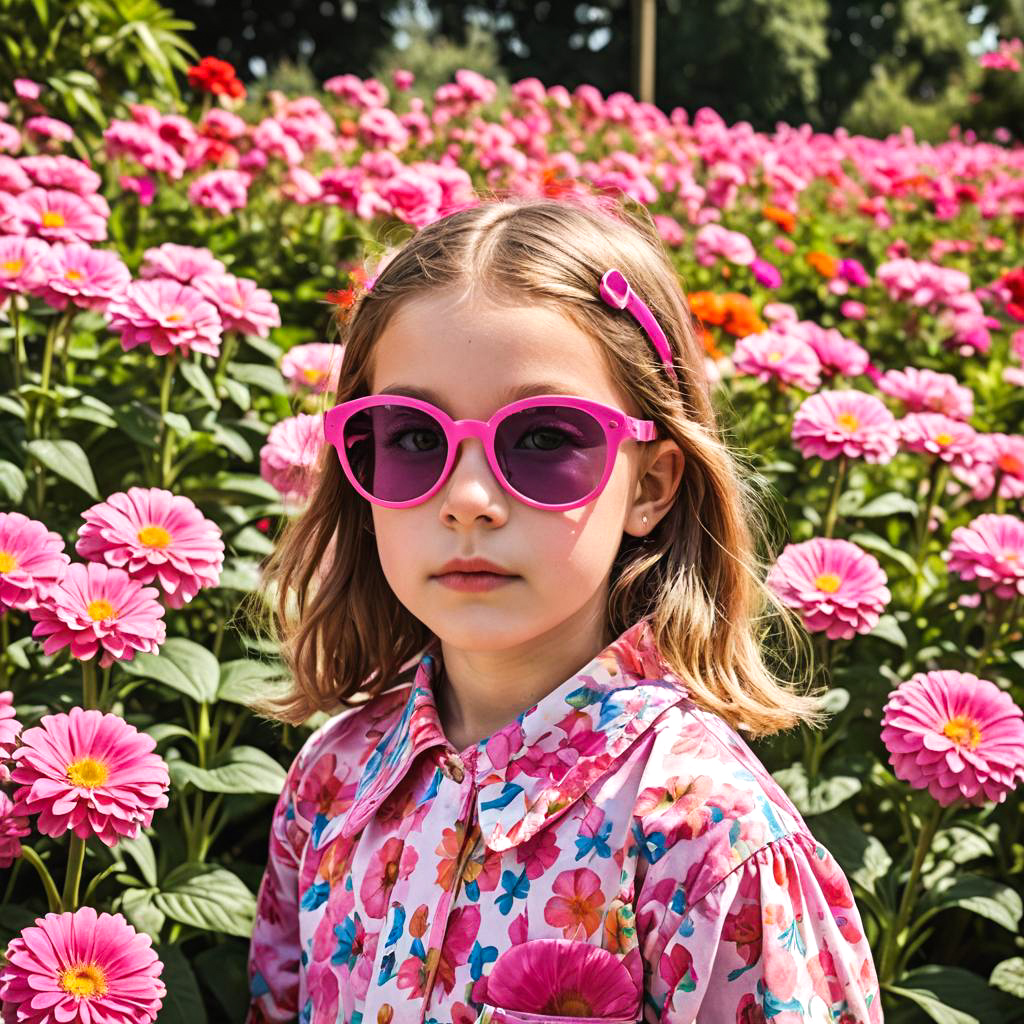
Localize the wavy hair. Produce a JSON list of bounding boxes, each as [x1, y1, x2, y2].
[[242, 192, 830, 740]]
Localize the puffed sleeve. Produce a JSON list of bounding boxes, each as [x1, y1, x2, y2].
[[643, 831, 884, 1024], [245, 740, 311, 1024]]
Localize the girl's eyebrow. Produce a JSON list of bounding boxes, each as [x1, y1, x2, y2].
[[376, 381, 585, 406]]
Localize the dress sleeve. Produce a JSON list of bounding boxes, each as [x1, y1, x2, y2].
[[644, 831, 884, 1024], [245, 739, 311, 1024]]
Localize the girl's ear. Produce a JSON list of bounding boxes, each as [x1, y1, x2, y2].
[[629, 440, 685, 537]]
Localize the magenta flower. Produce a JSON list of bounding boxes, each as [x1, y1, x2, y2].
[[766, 537, 891, 640], [792, 390, 900, 463], [107, 278, 223, 358], [103, 119, 186, 179], [695, 223, 756, 267], [19, 154, 101, 194], [945, 513, 1024, 600], [0, 790, 30, 867], [0, 235, 53, 301], [39, 242, 131, 312], [192, 272, 282, 337], [187, 168, 251, 215], [750, 258, 782, 288], [260, 412, 325, 505], [0, 690, 21, 784], [950, 432, 1024, 503], [0, 906, 167, 1023], [76, 487, 225, 610], [140, 242, 226, 283], [25, 116, 73, 143], [881, 670, 1024, 806], [732, 330, 822, 390], [652, 213, 684, 247], [18, 186, 107, 242], [897, 412, 978, 465], [0, 511, 71, 612], [27, 561, 166, 668], [280, 341, 344, 395], [14, 78, 41, 100], [877, 366, 974, 421], [10, 706, 170, 846]]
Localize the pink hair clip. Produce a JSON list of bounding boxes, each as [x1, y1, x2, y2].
[[599, 268, 678, 383]]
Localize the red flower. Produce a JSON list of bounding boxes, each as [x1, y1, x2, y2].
[[1000, 268, 1024, 322], [187, 57, 246, 99]]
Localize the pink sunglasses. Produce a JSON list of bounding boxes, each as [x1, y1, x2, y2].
[[324, 268, 675, 511]]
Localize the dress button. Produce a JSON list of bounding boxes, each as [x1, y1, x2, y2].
[[440, 752, 465, 782]]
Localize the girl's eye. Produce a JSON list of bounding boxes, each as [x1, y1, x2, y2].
[[385, 428, 441, 452], [517, 426, 583, 451]]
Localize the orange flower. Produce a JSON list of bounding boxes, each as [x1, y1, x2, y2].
[[540, 166, 578, 198], [761, 203, 796, 234], [721, 293, 766, 338], [688, 290, 728, 326], [806, 250, 838, 279]]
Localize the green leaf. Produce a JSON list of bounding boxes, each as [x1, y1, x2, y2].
[[0, 394, 25, 418], [163, 411, 192, 438], [25, 439, 99, 499], [772, 763, 861, 816], [217, 557, 263, 593], [218, 658, 289, 705], [806, 806, 892, 894], [154, 864, 256, 938], [226, 362, 287, 395], [120, 638, 220, 704], [990, 958, 1024, 999], [192, 941, 251, 1021], [854, 492, 919, 518], [886, 965, 1018, 1024], [221, 378, 251, 411], [211, 422, 253, 461], [0, 459, 27, 503], [118, 886, 165, 940], [146, 722, 194, 747], [119, 831, 158, 888], [171, 745, 287, 795], [153, 943, 208, 1024], [848, 530, 921, 577], [233, 525, 275, 556], [919, 874, 1023, 933], [180, 360, 220, 410], [870, 613, 907, 648]]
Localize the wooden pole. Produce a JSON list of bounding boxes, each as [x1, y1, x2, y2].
[[632, 0, 657, 103]]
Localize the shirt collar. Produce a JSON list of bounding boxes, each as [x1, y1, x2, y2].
[[330, 617, 689, 852]]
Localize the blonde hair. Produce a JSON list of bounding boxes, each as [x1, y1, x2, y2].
[[243, 192, 830, 740]]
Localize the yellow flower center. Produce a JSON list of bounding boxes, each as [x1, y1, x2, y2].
[[66, 756, 109, 788], [551, 993, 592, 1017], [814, 572, 841, 593], [942, 715, 981, 749], [2, 259, 23, 274], [0, 550, 17, 572], [59, 962, 108, 998], [166, 310, 185, 323], [837, 412, 859, 431], [65, 268, 83, 281], [934, 432, 952, 445], [767, 351, 782, 363], [1005, 550, 1019, 562], [137, 524, 172, 548], [41, 210, 65, 228], [302, 367, 324, 383], [87, 598, 116, 621]]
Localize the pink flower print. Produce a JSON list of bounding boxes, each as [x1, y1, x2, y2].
[[660, 940, 698, 1001], [483, 720, 524, 770], [515, 827, 559, 880], [543, 867, 605, 938], [435, 820, 477, 891], [296, 751, 351, 823], [724, 901, 763, 969], [360, 836, 418, 918], [429, 904, 480, 1000], [485, 938, 641, 1018], [307, 960, 340, 1021]]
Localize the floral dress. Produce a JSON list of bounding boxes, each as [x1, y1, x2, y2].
[[247, 617, 883, 1024]]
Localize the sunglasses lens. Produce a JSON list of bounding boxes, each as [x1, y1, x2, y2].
[[495, 405, 608, 505], [342, 404, 447, 502]]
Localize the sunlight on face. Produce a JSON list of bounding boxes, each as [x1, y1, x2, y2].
[[367, 285, 647, 653]]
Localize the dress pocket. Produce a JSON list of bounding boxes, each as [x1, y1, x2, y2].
[[475, 1006, 639, 1024]]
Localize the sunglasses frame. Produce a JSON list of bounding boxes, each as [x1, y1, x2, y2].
[[324, 393, 658, 511]]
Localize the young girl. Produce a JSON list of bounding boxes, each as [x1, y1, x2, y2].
[[245, 195, 883, 1024]]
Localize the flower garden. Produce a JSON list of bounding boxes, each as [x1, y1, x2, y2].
[[0, 49, 1023, 1024]]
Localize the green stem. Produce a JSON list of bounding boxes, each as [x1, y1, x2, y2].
[[62, 834, 87, 911], [822, 454, 848, 539], [11, 303, 23, 389], [212, 332, 238, 395], [81, 658, 98, 710], [970, 592, 1013, 676], [877, 800, 947, 986], [19, 844, 63, 913], [158, 350, 179, 489], [0, 609, 9, 689]]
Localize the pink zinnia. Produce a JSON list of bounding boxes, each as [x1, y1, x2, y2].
[[0, 789, 30, 866], [881, 670, 1024, 806], [0, 235, 53, 301], [950, 432, 1024, 503], [750, 258, 782, 289], [187, 168, 251, 216], [10, 706, 169, 846], [140, 242, 226, 283], [0, 690, 21, 784], [944, 513, 1024, 600], [39, 242, 131, 312], [27, 561, 166, 668], [107, 278, 223, 358], [0, 906, 167, 1023], [897, 412, 978, 465], [18, 187, 108, 242], [191, 272, 282, 337], [787, 322, 870, 378], [76, 487, 225, 610], [732, 330, 822, 390], [18, 154, 101, 195], [694, 223, 757, 266], [766, 537, 891, 640], [791, 390, 900, 463], [280, 342, 345, 394], [877, 366, 974, 421], [0, 511, 71, 612], [260, 413, 325, 504]]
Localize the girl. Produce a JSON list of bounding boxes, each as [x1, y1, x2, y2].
[[245, 195, 883, 1024]]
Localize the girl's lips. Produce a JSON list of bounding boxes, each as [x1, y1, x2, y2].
[[433, 571, 520, 592]]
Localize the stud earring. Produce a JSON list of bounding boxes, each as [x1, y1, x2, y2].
[[642, 514, 648, 526]]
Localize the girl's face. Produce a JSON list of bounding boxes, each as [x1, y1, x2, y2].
[[367, 285, 680, 653]]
